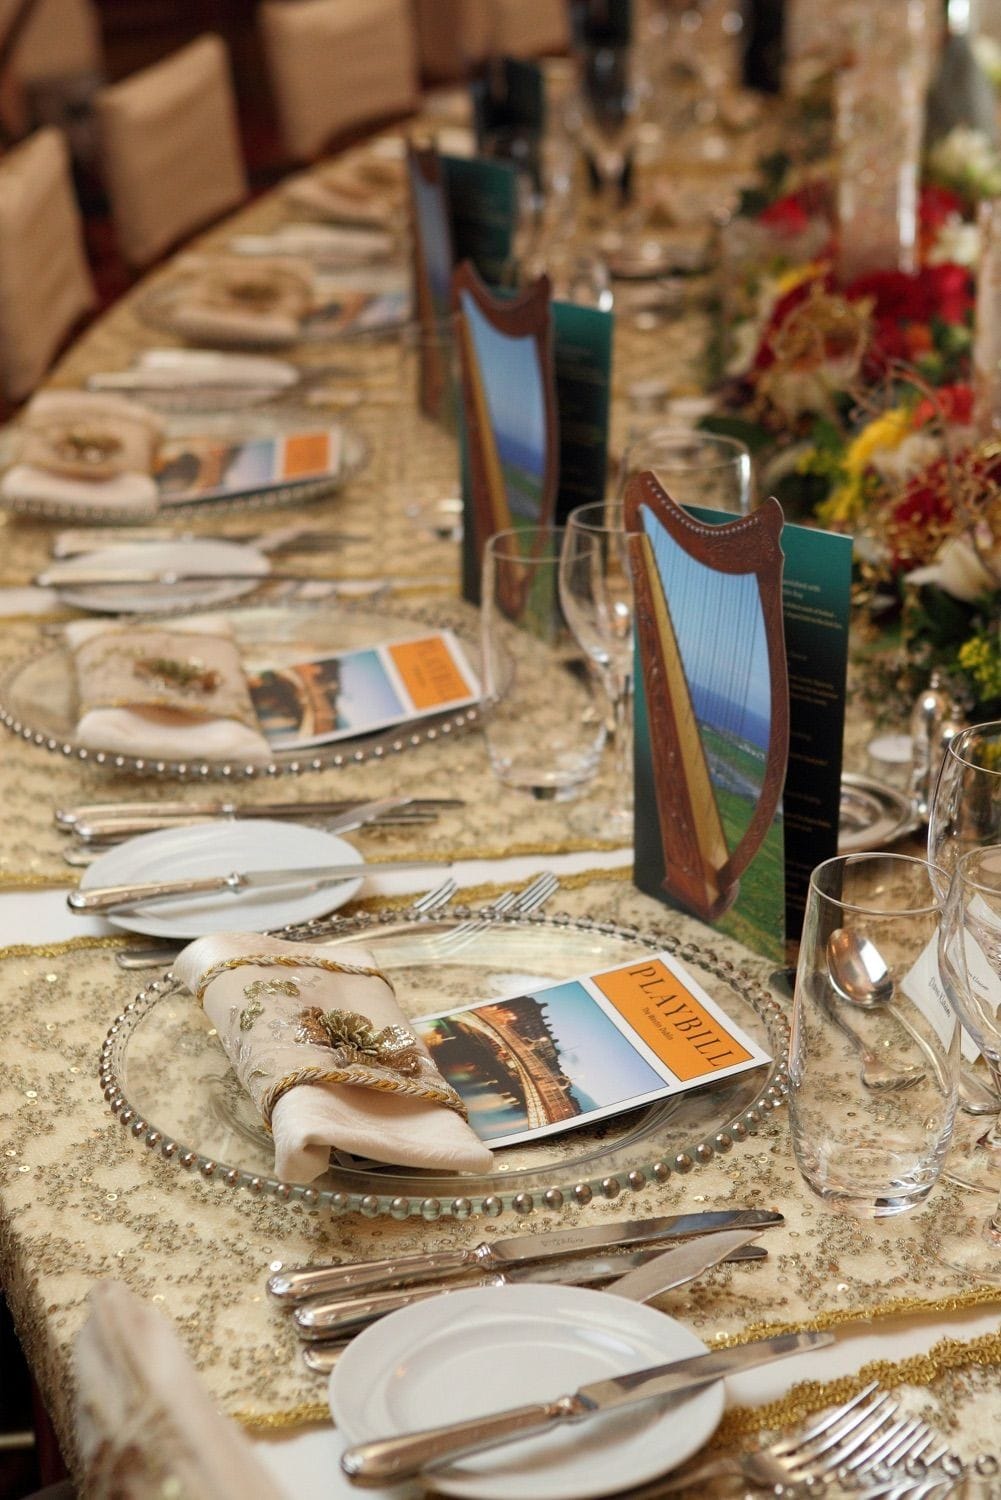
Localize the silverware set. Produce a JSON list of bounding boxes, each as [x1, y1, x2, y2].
[[268, 1209, 784, 1375], [50, 522, 371, 558]]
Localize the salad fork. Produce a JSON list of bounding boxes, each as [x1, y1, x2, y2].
[[616, 1382, 954, 1496], [430, 872, 560, 957]]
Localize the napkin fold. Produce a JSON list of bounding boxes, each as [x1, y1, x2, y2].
[[284, 166, 398, 228], [1, 390, 165, 514], [168, 256, 315, 345], [66, 613, 271, 762], [75, 1281, 286, 1500], [174, 932, 494, 1183]]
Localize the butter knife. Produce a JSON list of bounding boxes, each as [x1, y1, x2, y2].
[[340, 1330, 834, 1485], [68, 858, 446, 913], [294, 1231, 767, 1339], [267, 1208, 785, 1303], [55, 796, 463, 828]]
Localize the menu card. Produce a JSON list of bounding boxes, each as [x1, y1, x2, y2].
[[414, 947, 771, 1148], [247, 630, 479, 748], [630, 479, 851, 963], [156, 428, 343, 506]]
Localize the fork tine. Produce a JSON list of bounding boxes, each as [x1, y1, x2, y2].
[[410, 878, 458, 916], [839, 1414, 920, 1474], [778, 1393, 893, 1463], [769, 1380, 882, 1456]]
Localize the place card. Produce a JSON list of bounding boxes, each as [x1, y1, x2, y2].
[[247, 630, 479, 749], [155, 428, 344, 506], [413, 946, 770, 1148], [628, 477, 852, 962], [453, 264, 560, 602], [552, 300, 614, 518]]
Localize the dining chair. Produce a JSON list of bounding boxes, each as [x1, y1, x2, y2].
[[259, 0, 419, 163], [0, 125, 95, 402], [490, 0, 571, 57], [94, 34, 248, 269], [413, 0, 569, 79]]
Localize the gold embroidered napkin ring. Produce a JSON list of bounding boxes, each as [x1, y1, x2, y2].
[[74, 629, 261, 728], [19, 393, 164, 480], [199, 953, 468, 1126]]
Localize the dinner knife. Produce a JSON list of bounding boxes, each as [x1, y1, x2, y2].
[[339, 1329, 834, 1486], [70, 795, 434, 842], [266, 1208, 785, 1304], [293, 1231, 767, 1339], [55, 797, 464, 828], [67, 858, 447, 914]]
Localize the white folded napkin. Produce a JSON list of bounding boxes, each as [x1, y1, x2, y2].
[[1, 390, 165, 514], [284, 168, 397, 228], [168, 257, 315, 346], [75, 1281, 286, 1500], [66, 613, 271, 763], [174, 932, 494, 1183]]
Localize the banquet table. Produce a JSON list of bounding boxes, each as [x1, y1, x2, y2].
[[2, 78, 1001, 1497]]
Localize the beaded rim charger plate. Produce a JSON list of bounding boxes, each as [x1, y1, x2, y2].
[[99, 908, 789, 1221], [0, 410, 368, 525], [0, 600, 480, 780]]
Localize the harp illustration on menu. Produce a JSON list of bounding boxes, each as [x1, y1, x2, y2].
[[625, 473, 789, 927], [452, 261, 558, 603], [406, 144, 454, 422]]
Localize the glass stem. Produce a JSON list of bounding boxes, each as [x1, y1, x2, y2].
[[608, 673, 633, 815]]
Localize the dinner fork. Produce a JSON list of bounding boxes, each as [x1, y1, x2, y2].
[[429, 872, 560, 956], [614, 1382, 954, 1496]]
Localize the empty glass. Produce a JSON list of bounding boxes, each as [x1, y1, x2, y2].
[[559, 500, 634, 837], [481, 527, 606, 799], [789, 853, 958, 1217], [618, 427, 753, 514]]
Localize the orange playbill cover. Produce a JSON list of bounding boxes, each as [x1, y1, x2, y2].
[[247, 630, 479, 749], [409, 950, 771, 1149]]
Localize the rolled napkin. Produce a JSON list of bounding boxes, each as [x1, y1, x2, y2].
[[284, 165, 399, 227], [66, 613, 271, 762], [76, 1281, 287, 1500], [168, 256, 315, 346], [173, 932, 495, 1182], [1, 390, 165, 514]]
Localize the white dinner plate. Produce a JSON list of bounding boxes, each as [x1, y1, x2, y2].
[[50, 539, 270, 615], [328, 1285, 723, 1500], [79, 819, 364, 938]]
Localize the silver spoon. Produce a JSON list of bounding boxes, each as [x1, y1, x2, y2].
[[828, 927, 999, 1112], [826, 929, 925, 1092]]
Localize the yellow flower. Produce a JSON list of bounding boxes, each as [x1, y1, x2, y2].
[[843, 408, 912, 475], [817, 475, 865, 525], [774, 260, 828, 297]]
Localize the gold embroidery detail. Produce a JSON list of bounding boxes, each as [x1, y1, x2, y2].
[[53, 427, 124, 468], [133, 656, 222, 694], [295, 1007, 423, 1077], [243, 978, 300, 1002], [239, 998, 264, 1031], [195, 952, 391, 1004]]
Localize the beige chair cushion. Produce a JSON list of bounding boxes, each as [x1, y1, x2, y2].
[[0, 127, 95, 402], [7, 0, 102, 84], [491, 0, 570, 56], [96, 35, 248, 268], [261, 0, 418, 162], [413, 0, 493, 79]]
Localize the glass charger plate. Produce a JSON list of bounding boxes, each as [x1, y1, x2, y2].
[[99, 909, 789, 1220], [0, 599, 480, 780], [0, 409, 367, 524]]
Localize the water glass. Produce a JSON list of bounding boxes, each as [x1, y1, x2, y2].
[[618, 427, 753, 514], [928, 721, 1001, 898], [393, 318, 462, 539], [481, 527, 607, 799], [789, 853, 958, 1217]]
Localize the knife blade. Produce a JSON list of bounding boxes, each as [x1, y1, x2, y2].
[[55, 797, 464, 828], [293, 1230, 766, 1339], [67, 858, 447, 914], [339, 1329, 834, 1486], [266, 1208, 785, 1304], [70, 795, 421, 843]]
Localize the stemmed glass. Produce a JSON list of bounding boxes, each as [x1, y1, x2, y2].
[[578, 44, 641, 222], [928, 721, 1001, 1175], [937, 845, 1001, 1279], [618, 428, 754, 515], [559, 501, 635, 839]]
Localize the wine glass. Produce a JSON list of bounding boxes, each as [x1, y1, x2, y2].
[[928, 721, 1001, 1175], [559, 500, 635, 839], [937, 845, 1001, 1278], [617, 428, 754, 515], [578, 44, 641, 222]]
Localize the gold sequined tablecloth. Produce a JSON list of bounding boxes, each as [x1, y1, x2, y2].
[[2, 874, 1001, 1472]]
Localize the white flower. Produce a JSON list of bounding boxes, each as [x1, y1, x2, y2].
[[973, 34, 1001, 89], [908, 532, 1001, 602], [870, 431, 945, 485], [928, 127, 1001, 199], [927, 219, 981, 268]]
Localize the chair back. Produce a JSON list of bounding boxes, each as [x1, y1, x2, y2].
[[96, 34, 247, 268], [0, 125, 95, 401], [491, 0, 569, 56], [260, 0, 419, 163]]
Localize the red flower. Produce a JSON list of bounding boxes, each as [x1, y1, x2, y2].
[[885, 457, 956, 570], [913, 383, 974, 429], [919, 184, 965, 234], [759, 193, 811, 237]]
